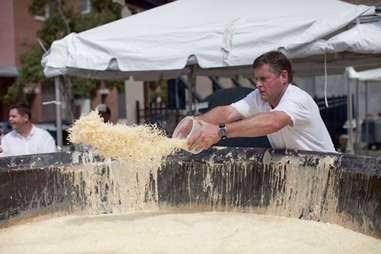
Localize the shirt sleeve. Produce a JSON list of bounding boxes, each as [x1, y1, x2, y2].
[[272, 96, 311, 127], [230, 90, 259, 118], [0, 137, 10, 157]]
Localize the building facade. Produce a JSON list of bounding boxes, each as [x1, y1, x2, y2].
[[0, 0, 44, 122], [0, 0, 123, 124]]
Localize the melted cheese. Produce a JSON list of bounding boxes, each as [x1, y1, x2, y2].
[[69, 111, 187, 168]]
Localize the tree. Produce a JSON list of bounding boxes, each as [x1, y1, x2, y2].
[[4, 0, 123, 111]]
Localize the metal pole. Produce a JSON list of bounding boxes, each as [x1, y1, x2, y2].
[[186, 65, 196, 114], [364, 81, 369, 144], [345, 67, 355, 154], [55, 76, 63, 149], [365, 81, 369, 117], [355, 79, 360, 150], [175, 79, 179, 109]]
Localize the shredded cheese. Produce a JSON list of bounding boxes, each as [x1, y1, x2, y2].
[[68, 111, 187, 168]]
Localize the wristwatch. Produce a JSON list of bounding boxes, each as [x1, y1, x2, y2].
[[218, 123, 227, 140]]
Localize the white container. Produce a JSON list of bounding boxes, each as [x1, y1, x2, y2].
[[172, 116, 203, 154]]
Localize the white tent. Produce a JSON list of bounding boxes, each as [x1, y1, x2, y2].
[[353, 67, 381, 81], [287, 21, 381, 75], [42, 0, 379, 80], [345, 67, 381, 153]]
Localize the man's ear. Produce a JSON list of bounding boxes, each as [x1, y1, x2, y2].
[[23, 114, 30, 123], [280, 70, 289, 85]]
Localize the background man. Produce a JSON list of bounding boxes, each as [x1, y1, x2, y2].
[[0, 104, 56, 157], [174, 51, 335, 153]]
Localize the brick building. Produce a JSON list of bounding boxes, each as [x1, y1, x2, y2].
[[0, 0, 122, 124], [0, 0, 44, 123]]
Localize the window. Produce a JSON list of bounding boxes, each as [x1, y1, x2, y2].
[[80, 0, 91, 15]]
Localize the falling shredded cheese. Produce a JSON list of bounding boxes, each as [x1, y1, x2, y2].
[[68, 111, 187, 168]]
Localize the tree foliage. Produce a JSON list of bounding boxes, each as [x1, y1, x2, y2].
[[3, 44, 45, 104], [3, 0, 122, 105]]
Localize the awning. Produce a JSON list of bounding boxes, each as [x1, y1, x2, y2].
[[42, 0, 376, 80]]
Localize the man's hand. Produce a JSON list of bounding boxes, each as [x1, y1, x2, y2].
[[172, 116, 195, 139], [187, 121, 220, 152]]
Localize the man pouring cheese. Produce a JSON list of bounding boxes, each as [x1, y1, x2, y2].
[[173, 51, 335, 153]]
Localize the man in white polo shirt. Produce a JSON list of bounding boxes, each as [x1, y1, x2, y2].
[[0, 104, 56, 157], [173, 51, 335, 153]]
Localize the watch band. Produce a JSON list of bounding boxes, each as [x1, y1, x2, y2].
[[218, 123, 227, 140]]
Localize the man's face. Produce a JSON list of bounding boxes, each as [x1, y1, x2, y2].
[[254, 64, 288, 106], [9, 109, 28, 131]]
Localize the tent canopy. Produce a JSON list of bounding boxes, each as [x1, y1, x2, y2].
[[42, 0, 379, 80], [348, 67, 381, 81], [345, 66, 381, 154]]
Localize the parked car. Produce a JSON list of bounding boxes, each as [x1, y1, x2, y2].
[[35, 121, 71, 145]]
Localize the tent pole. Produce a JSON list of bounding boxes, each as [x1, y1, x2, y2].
[[364, 81, 369, 144], [345, 69, 354, 154], [355, 79, 360, 150], [55, 76, 63, 149], [187, 65, 196, 114], [365, 81, 369, 117]]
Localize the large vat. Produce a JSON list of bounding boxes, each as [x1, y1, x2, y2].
[[0, 147, 380, 240]]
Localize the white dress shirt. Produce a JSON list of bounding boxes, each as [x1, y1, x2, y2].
[[0, 125, 56, 157]]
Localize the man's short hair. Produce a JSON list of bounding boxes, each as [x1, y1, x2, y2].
[[10, 104, 31, 119], [253, 51, 293, 83]]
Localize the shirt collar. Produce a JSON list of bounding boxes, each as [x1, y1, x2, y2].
[[15, 124, 36, 139], [30, 125, 36, 136]]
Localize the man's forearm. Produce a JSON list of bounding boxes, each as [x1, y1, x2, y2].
[[195, 105, 241, 125], [226, 111, 291, 138]]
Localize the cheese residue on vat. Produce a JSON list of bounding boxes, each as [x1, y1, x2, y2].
[[68, 111, 187, 168]]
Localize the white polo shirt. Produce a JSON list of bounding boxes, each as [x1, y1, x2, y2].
[[231, 84, 335, 153], [0, 125, 56, 157]]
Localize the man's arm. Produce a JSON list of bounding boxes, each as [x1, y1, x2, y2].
[[226, 111, 292, 138], [188, 111, 292, 151], [0, 137, 9, 157], [172, 105, 243, 140], [195, 105, 243, 124]]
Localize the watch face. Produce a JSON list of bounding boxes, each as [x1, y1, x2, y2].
[[218, 126, 227, 139]]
